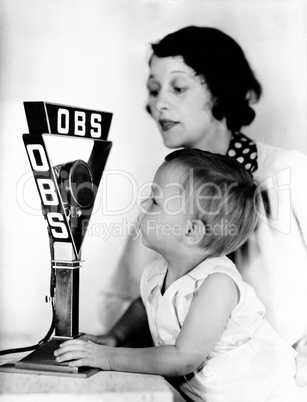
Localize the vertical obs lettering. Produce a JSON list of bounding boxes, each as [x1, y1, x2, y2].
[[47, 213, 68, 239], [26, 143, 68, 239]]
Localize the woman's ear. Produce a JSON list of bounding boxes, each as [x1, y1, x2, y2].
[[184, 219, 206, 246]]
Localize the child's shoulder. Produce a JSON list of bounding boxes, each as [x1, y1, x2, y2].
[[189, 255, 240, 282]]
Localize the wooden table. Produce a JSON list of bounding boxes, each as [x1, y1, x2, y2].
[[0, 351, 174, 402]]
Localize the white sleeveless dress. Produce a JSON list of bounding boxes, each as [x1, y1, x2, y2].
[[140, 256, 306, 401]]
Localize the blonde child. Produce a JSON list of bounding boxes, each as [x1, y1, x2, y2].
[[55, 149, 305, 401]]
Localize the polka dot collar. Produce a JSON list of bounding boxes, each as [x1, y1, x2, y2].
[[227, 132, 258, 173]]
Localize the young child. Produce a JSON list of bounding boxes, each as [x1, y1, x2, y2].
[[55, 149, 305, 401]]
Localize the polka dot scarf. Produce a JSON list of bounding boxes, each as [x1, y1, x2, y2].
[[227, 132, 258, 173]]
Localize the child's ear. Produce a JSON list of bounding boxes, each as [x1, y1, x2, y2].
[[184, 219, 206, 246]]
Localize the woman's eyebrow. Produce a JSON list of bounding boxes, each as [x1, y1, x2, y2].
[[148, 71, 195, 80], [170, 70, 194, 77]]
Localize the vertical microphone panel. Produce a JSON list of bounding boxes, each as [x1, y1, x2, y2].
[[53, 261, 80, 338]]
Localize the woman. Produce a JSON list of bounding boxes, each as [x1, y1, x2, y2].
[[90, 26, 307, 356]]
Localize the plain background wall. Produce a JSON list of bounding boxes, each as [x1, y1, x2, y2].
[[0, 0, 306, 347]]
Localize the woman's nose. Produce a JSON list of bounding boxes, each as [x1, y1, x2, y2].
[[155, 90, 170, 111]]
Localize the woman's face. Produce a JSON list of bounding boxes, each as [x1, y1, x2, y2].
[[147, 55, 220, 150]]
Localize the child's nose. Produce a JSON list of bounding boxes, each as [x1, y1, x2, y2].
[[137, 200, 146, 224], [140, 197, 150, 213]]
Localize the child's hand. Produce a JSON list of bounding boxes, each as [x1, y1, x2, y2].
[[54, 339, 113, 370], [80, 333, 119, 347]]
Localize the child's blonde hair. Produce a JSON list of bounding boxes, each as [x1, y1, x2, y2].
[[164, 149, 259, 257]]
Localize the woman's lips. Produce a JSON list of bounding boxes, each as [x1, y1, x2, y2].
[[159, 119, 178, 131]]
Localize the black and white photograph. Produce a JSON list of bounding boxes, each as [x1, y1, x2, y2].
[[0, 0, 307, 400]]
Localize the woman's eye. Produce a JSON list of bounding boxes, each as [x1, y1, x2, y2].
[[173, 86, 187, 94], [147, 83, 160, 97], [149, 90, 158, 97]]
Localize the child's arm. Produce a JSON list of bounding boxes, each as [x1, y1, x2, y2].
[[54, 273, 238, 377], [82, 296, 150, 347]]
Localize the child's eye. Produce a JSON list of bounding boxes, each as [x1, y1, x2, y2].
[[151, 197, 157, 205]]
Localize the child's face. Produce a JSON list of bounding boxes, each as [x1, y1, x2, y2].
[[147, 55, 218, 150], [138, 163, 190, 257]]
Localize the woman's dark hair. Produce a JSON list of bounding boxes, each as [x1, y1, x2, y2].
[[151, 26, 262, 132]]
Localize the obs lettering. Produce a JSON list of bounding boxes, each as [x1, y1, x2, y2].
[[26, 143, 68, 239], [57, 108, 102, 138]]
